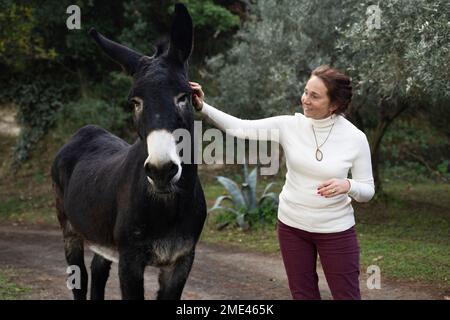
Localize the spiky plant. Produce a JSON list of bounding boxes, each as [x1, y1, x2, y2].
[[209, 162, 279, 230]]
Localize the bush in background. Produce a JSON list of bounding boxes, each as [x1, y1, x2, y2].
[[55, 97, 129, 139]]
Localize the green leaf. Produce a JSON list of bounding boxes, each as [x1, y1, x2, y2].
[[236, 213, 249, 230], [248, 167, 257, 201], [241, 182, 255, 210], [208, 205, 241, 217], [259, 193, 279, 205], [209, 195, 233, 211], [216, 176, 246, 209], [262, 182, 277, 196]]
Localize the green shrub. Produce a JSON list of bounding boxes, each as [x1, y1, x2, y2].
[[9, 78, 75, 171], [246, 200, 278, 228], [55, 97, 129, 138]]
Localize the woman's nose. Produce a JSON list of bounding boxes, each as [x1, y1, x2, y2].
[[302, 95, 310, 104]]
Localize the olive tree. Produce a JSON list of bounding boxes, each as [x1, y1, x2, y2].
[[208, 0, 450, 191], [337, 0, 450, 190]]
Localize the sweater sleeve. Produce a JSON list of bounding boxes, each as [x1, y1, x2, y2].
[[200, 102, 288, 142], [347, 134, 375, 202]]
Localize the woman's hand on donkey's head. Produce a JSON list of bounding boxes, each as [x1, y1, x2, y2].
[[189, 81, 204, 111]]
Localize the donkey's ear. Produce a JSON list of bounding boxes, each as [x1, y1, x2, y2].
[[89, 28, 142, 75], [167, 4, 193, 65]]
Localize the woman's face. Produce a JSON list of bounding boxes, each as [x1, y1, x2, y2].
[[301, 75, 337, 120]]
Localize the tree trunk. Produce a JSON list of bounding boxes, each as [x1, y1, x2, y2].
[[346, 103, 365, 132], [370, 119, 390, 193], [370, 99, 410, 193]]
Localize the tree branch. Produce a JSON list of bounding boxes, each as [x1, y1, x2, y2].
[[403, 149, 448, 182]]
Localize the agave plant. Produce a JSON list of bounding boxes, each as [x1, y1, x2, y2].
[[209, 162, 279, 230]]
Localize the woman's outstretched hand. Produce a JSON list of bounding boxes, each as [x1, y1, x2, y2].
[[189, 81, 204, 111]]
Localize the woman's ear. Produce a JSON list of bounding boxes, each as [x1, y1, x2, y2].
[[330, 104, 339, 114]]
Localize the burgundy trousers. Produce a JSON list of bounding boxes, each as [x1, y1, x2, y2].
[[277, 219, 361, 300]]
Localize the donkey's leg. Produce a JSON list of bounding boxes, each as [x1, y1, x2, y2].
[[90, 254, 112, 300], [54, 185, 88, 300], [63, 232, 88, 300], [157, 251, 195, 300], [118, 250, 146, 300]]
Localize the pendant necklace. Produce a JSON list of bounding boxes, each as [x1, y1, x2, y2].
[[312, 119, 335, 161]]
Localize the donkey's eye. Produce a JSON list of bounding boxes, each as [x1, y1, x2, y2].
[[175, 93, 190, 108], [131, 98, 143, 113]]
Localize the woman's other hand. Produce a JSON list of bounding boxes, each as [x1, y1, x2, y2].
[[189, 81, 204, 111], [317, 179, 351, 198]]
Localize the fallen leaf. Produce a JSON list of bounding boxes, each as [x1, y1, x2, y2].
[[373, 255, 384, 262]]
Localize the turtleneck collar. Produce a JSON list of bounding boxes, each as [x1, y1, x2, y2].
[[308, 113, 337, 128]]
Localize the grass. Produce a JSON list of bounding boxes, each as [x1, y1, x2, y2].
[[0, 268, 30, 300], [0, 133, 58, 226], [355, 183, 450, 285]]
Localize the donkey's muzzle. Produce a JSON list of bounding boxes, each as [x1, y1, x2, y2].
[[145, 161, 180, 190]]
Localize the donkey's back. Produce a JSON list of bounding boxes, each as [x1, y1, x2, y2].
[[52, 124, 129, 192]]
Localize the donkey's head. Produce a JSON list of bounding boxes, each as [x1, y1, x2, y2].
[[89, 4, 194, 194]]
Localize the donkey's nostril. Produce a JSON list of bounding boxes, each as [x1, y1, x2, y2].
[[145, 161, 179, 185], [144, 163, 156, 179], [167, 162, 179, 181]]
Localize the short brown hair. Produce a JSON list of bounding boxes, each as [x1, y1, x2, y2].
[[311, 65, 352, 115]]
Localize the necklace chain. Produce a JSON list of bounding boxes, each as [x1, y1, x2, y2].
[[312, 120, 335, 161]]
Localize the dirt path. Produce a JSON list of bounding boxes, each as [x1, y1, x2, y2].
[[0, 107, 20, 137], [0, 224, 444, 300]]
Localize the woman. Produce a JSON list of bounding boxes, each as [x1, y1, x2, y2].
[[190, 65, 375, 300]]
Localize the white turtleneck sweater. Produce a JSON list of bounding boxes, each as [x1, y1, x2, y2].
[[200, 102, 375, 233]]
